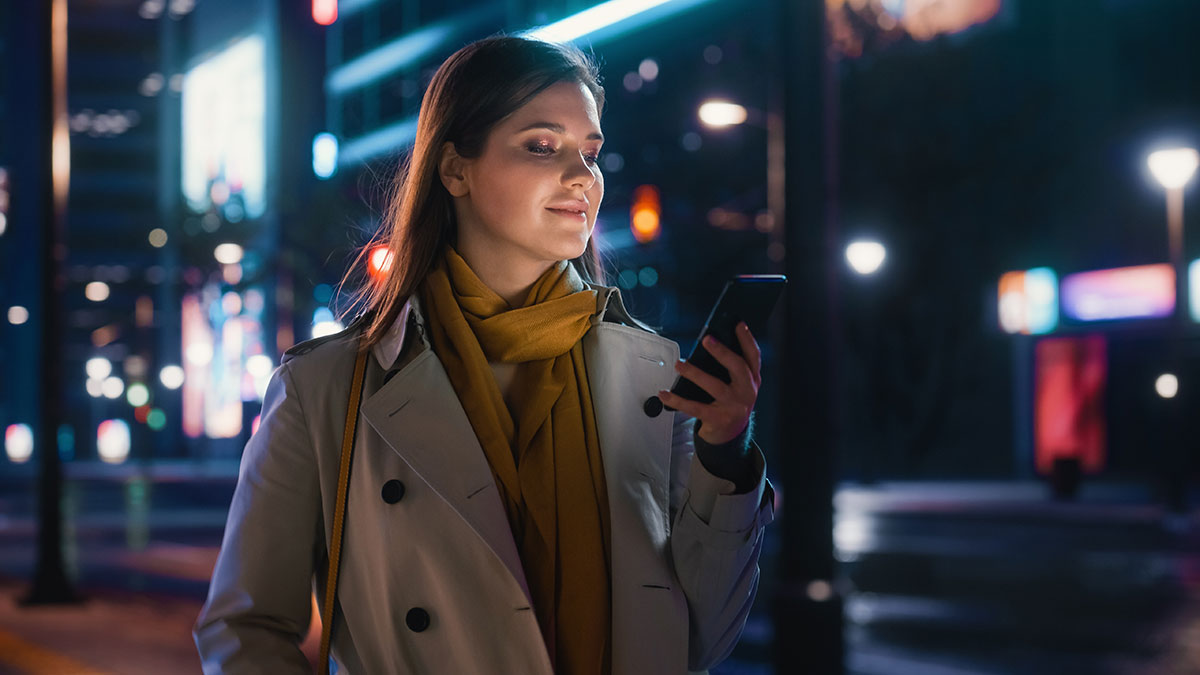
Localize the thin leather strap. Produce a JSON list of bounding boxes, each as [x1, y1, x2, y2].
[[319, 346, 369, 674]]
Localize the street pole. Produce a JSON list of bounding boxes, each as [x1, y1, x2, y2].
[[22, 0, 81, 606], [1147, 146, 1198, 513], [1168, 187, 1184, 275], [1166, 185, 1187, 512], [773, 0, 845, 672]]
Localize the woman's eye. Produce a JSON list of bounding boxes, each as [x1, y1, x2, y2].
[[527, 143, 600, 165]]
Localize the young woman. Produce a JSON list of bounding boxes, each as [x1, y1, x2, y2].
[[195, 36, 774, 675]]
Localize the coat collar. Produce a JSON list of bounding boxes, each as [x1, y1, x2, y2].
[[369, 282, 642, 373]]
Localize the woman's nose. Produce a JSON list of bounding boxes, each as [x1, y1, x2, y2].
[[562, 153, 597, 189]]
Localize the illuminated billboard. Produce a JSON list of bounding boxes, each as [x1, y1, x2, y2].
[[181, 283, 270, 440], [181, 34, 266, 221], [1060, 264, 1174, 322], [1034, 336, 1106, 476]]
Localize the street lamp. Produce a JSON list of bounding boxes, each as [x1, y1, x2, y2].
[[698, 100, 749, 127], [845, 240, 886, 276], [697, 98, 785, 264], [1147, 146, 1197, 515], [1147, 146, 1198, 316]]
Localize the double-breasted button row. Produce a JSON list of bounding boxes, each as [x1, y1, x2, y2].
[[381, 479, 406, 504], [382, 484, 426, 633]]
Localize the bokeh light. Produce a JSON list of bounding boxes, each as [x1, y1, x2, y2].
[[5, 424, 33, 463], [1156, 373, 1179, 399], [85, 281, 111, 302], [97, 419, 131, 464], [160, 365, 185, 389], [845, 240, 887, 276]]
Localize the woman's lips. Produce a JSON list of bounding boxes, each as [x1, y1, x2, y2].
[[547, 208, 587, 220]]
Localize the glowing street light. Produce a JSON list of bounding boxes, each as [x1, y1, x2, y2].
[[845, 240, 886, 276], [1156, 373, 1179, 399], [1148, 148, 1200, 190], [698, 100, 748, 128]]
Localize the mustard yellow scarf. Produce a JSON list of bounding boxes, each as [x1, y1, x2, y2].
[[419, 245, 611, 674]]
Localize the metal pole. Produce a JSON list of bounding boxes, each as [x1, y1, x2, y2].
[[1169, 187, 1185, 319], [1164, 186, 1188, 513], [23, 0, 81, 607], [773, 0, 844, 672]]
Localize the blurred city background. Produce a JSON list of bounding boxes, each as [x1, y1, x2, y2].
[[3, 0, 1200, 673]]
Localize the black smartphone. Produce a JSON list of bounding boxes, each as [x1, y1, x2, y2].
[[664, 274, 787, 411]]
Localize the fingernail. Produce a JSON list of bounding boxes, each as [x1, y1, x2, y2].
[[704, 336, 715, 345], [740, 322, 749, 331]]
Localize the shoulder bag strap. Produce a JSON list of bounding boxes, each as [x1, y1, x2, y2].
[[319, 346, 369, 674]]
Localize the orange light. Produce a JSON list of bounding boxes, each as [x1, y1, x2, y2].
[[135, 405, 151, 424], [368, 245, 394, 280], [630, 185, 661, 244], [312, 0, 338, 25]]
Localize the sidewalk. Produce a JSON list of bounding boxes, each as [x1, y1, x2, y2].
[[0, 547, 322, 674]]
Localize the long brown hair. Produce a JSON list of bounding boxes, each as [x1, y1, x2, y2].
[[336, 35, 609, 353]]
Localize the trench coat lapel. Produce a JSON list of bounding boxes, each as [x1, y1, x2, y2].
[[359, 350, 533, 601]]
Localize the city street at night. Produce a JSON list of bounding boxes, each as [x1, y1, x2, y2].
[[5, 470, 1200, 674], [6, 0, 1200, 672]]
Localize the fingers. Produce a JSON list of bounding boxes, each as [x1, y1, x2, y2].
[[736, 322, 763, 384], [674, 360, 731, 401], [700, 333, 756, 390], [656, 389, 709, 419]]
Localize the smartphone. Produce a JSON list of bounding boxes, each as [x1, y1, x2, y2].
[[664, 274, 787, 411]]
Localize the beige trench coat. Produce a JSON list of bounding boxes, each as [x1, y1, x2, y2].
[[194, 284, 774, 674]]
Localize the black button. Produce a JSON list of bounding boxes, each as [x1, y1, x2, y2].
[[406, 607, 430, 632], [381, 480, 406, 504], [643, 396, 663, 418]]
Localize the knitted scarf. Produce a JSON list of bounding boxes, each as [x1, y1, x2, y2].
[[418, 245, 612, 674]]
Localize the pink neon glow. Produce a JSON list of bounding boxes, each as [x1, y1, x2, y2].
[[312, 0, 337, 26], [1061, 264, 1175, 321], [1035, 336, 1106, 475]]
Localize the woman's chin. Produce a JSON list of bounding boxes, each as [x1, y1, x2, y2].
[[546, 232, 592, 262]]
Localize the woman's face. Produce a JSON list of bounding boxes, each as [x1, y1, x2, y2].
[[441, 80, 605, 269]]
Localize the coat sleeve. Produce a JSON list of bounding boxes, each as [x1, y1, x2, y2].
[[193, 362, 323, 674], [667, 411, 775, 672]]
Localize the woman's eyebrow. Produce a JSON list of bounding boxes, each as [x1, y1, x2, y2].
[[516, 121, 604, 142]]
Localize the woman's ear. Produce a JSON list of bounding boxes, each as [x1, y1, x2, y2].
[[439, 141, 470, 197]]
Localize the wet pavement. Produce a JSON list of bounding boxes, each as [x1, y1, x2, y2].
[[1, 466, 1199, 674], [835, 482, 1200, 675]]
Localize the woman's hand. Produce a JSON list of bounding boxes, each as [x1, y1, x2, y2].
[[658, 322, 762, 445]]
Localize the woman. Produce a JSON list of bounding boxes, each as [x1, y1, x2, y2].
[[194, 35, 774, 675]]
